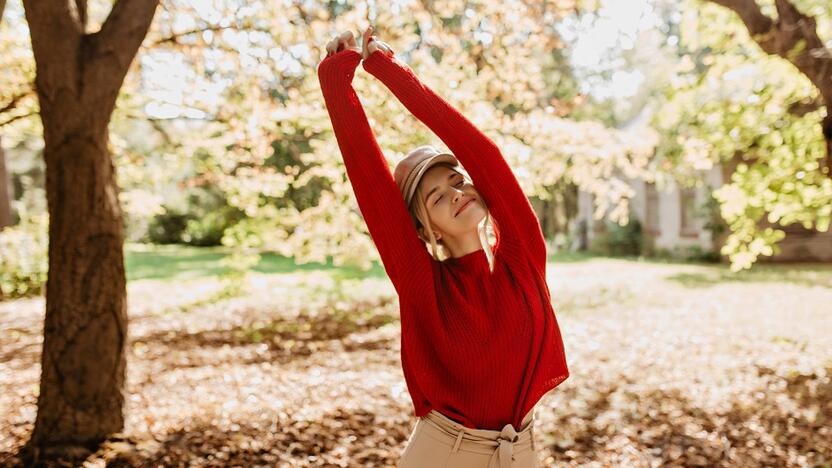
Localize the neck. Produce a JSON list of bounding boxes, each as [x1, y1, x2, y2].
[[443, 232, 485, 258]]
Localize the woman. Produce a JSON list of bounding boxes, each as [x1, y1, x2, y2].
[[317, 26, 569, 468]]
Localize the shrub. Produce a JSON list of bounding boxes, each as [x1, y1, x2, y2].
[[591, 218, 644, 257], [0, 212, 48, 300], [146, 209, 191, 244], [683, 244, 722, 263], [144, 185, 245, 246]]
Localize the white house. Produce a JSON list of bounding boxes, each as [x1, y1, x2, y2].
[[572, 108, 832, 262]]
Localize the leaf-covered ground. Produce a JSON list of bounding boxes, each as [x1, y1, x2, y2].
[[1, 258, 830, 467]]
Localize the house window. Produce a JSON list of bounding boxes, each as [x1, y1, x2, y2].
[[645, 182, 660, 235], [679, 186, 698, 237]]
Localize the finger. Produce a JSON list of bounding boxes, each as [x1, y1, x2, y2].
[[363, 26, 373, 48], [329, 38, 341, 53], [367, 42, 383, 57], [344, 31, 357, 50], [376, 40, 394, 55]]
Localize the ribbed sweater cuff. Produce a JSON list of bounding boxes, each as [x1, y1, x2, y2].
[[361, 49, 404, 84], [317, 48, 362, 87]]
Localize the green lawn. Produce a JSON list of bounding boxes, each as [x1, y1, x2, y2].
[[123, 242, 388, 282], [124, 242, 832, 290], [123, 242, 603, 282]]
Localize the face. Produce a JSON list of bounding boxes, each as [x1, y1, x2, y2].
[[416, 165, 486, 241]]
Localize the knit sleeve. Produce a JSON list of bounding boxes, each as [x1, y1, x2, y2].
[[361, 50, 547, 274], [317, 48, 434, 295]]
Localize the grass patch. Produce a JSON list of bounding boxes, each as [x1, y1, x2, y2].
[[665, 262, 832, 289], [124, 243, 387, 282], [547, 250, 601, 263]]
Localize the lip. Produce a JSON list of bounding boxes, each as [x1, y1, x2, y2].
[[455, 198, 475, 217]]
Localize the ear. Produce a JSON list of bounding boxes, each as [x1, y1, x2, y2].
[[418, 227, 442, 241]]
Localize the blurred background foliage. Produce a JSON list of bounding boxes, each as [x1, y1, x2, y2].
[[1, 0, 830, 298]]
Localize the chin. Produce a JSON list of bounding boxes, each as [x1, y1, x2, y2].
[[456, 203, 485, 225]]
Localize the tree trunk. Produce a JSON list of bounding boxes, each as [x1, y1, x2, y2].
[[20, 0, 159, 461], [30, 123, 129, 451], [0, 137, 12, 230], [823, 112, 832, 174], [0, 0, 8, 230]]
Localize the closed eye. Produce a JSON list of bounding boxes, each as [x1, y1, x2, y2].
[[434, 178, 465, 205]]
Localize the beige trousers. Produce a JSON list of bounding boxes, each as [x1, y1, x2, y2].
[[398, 407, 538, 468]]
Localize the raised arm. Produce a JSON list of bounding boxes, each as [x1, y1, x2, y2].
[[361, 49, 547, 275], [317, 48, 433, 295]]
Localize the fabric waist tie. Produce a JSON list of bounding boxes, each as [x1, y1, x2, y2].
[[424, 408, 536, 468]]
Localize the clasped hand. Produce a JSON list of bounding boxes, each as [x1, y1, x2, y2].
[[324, 26, 394, 60]]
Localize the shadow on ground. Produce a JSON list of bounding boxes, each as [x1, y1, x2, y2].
[[7, 407, 412, 467], [544, 366, 831, 466], [5, 366, 828, 467], [133, 295, 400, 368]]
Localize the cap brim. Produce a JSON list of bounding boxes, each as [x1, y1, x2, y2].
[[403, 153, 459, 205]]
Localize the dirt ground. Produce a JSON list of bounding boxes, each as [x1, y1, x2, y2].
[[1, 258, 830, 467]]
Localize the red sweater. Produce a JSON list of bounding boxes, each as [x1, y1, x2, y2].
[[317, 48, 569, 431]]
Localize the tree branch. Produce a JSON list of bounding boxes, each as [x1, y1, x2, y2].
[[82, 0, 160, 110], [0, 89, 35, 115], [705, 0, 831, 103], [21, 0, 83, 104], [786, 96, 824, 117], [150, 24, 271, 46], [96, 0, 159, 44], [705, 0, 832, 175], [706, 0, 772, 35], [0, 111, 36, 127], [93, 0, 160, 69], [73, 0, 87, 31]]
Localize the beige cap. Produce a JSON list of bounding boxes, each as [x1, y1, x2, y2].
[[394, 145, 460, 206]]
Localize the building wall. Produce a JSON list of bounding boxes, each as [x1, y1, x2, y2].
[[761, 222, 832, 262], [574, 163, 832, 262], [575, 165, 723, 255]]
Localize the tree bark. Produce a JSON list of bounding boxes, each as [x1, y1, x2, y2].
[[20, 0, 159, 460], [0, 0, 9, 230], [0, 137, 11, 230], [705, 0, 832, 176]]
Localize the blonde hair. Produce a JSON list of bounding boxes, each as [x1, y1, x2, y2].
[[408, 162, 497, 272]]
